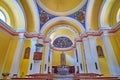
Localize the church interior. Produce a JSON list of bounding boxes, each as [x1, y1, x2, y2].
[[0, 0, 120, 80]]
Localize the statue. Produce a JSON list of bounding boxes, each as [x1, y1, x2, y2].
[[57, 52, 69, 75], [61, 52, 66, 66]]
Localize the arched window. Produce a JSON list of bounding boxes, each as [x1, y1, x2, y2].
[[117, 9, 120, 22], [96, 45, 104, 57], [95, 62, 98, 70], [24, 47, 31, 59], [0, 10, 6, 22]]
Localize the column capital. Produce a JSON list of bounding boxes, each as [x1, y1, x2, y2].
[[82, 37, 88, 41], [75, 38, 82, 43], [18, 33, 25, 39], [101, 31, 109, 37], [88, 36, 94, 39], [36, 39, 44, 47], [100, 26, 111, 30], [44, 37, 51, 44]]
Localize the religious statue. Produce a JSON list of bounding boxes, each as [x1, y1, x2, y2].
[[96, 46, 104, 57], [24, 47, 30, 59], [61, 52, 66, 66], [57, 52, 69, 75]]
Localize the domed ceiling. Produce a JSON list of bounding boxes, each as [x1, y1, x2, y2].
[[41, 0, 82, 12], [1, 0, 119, 39], [36, 0, 87, 46], [36, 0, 87, 16]]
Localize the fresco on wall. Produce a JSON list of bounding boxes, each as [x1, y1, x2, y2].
[[53, 37, 73, 48], [40, 11, 49, 24], [24, 47, 30, 59], [36, 1, 88, 29], [75, 10, 85, 23], [96, 45, 104, 57]]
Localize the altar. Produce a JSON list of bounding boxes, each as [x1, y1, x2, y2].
[[52, 52, 75, 74], [57, 66, 69, 75]]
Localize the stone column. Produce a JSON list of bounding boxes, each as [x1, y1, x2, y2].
[[32, 39, 43, 74], [80, 43, 87, 73], [10, 34, 25, 76], [37, 39, 44, 73], [82, 38, 95, 73], [48, 49, 52, 73], [28, 38, 37, 74], [76, 41, 84, 73], [74, 48, 77, 73], [0, 39, 12, 78], [102, 32, 120, 76], [88, 36, 101, 73], [44, 42, 50, 73]]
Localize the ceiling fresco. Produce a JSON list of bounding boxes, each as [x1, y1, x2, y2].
[[53, 37, 73, 48], [36, 1, 87, 30]]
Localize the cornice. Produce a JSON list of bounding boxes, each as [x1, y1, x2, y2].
[[0, 20, 19, 36], [50, 45, 76, 52], [0, 19, 120, 42]]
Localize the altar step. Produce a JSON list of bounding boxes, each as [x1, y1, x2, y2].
[[10, 73, 120, 80], [53, 74, 73, 80]]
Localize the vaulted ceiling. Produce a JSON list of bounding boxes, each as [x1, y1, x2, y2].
[[0, 0, 120, 41]]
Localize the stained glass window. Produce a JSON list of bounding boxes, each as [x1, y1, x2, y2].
[[0, 10, 6, 22]]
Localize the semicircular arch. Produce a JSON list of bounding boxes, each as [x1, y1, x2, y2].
[[40, 17, 85, 36]]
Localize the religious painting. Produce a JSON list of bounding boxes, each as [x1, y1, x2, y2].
[[24, 47, 30, 59], [61, 52, 66, 66], [75, 10, 85, 23], [53, 37, 73, 48], [33, 52, 42, 60], [40, 11, 49, 24], [96, 46, 104, 57]]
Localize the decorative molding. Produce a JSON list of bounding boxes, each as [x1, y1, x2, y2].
[[40, 17, 85, 34], [0, 20, 19, 36], [47, 24, 79, 38], [1, 19, 120, 43], [36, 0, 87, 16], [24, 32, 42, 39], [50, 45, 76, 52]]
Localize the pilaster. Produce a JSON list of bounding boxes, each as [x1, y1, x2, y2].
[[74, 48, 77, 73], [82, 38, 95, 73], [102, 33, 120, 76], [76, 42, 84, 73], [44, 42, 50, 73], [88, 36, 101, 73], [28, 38, 37, 74], [10, 35, 25, 76]]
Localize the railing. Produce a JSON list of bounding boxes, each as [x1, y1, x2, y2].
[[11, 73, 120, 80], [74, 73, 119, 80], [11, 74, 53, 80]]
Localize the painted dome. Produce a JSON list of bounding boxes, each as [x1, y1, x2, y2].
[[36, 0, 87, 16]]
